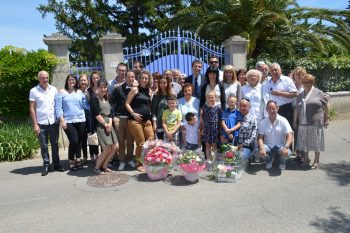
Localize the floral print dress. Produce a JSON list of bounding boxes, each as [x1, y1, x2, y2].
[[202, 104, 222, 143]]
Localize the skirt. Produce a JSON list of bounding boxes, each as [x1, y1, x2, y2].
[[297, 125, 325, 152]]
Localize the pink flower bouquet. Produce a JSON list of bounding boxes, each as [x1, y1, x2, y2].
[[176, 150, 206, 182], [141, 139, 179, 180]]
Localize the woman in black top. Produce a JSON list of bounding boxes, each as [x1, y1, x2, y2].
[[199, 66, 226, 110], [125, 70, 154, 171]]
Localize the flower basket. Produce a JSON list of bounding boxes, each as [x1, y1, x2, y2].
[[177, 150, 206, 183], [145, 165, 169, 180], [213, 144, 243, 183], [141, 139, 180, 180]]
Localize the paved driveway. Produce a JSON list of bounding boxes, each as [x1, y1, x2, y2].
[[0, 115, 349, 233]]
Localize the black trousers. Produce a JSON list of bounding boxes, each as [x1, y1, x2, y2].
[[64, 122, 86, 160], [278, 103, 293, 127]]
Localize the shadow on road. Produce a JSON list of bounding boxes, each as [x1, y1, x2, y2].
[[310, 207, 350, 233], [10, 166, 43, 175], [321, 161, 350, 186]]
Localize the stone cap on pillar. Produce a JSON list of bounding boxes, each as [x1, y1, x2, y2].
[[43, 33, 72, 46], [98, 32, 126, 45], [223, 36, 249, 46]]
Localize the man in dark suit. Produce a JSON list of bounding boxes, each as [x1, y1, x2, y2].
[[184, 60, 203, 99]]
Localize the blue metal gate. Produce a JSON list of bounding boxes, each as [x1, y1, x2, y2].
[[123, 27, 224, 76]]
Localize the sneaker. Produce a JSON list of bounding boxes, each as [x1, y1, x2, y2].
[[118, 163, 126, 171], [266, 158, 274, 169], [127, 160, 136, 168], [279, 164, 286, 171]]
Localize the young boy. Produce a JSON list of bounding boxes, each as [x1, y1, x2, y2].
[[182, 112, 201, 150], [220, 95, 242, 145], [162, 95, 182, 146]]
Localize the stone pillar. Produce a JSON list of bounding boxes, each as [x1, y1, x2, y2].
[[223, 36, 249, 70], [43, 33, 72, 89], [98, 33, 126, 81]]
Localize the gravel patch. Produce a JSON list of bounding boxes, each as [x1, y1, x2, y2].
[[87, 172, 129, 188]]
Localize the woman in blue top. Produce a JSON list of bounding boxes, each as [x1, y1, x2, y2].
[[55, 74, 89, 171]]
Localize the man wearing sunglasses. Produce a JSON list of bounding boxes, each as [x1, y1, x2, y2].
[[209, 56, 223, 82]]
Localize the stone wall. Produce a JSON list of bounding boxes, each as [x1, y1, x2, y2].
[[328, 91, 350, 114]]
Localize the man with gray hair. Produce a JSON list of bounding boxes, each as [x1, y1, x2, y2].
[[255, 61, 265, 70], [263, 63, 297, 126], [29, 71, 63, 176]]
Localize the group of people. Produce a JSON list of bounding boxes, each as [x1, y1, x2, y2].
[[29, 57, 330, 176]]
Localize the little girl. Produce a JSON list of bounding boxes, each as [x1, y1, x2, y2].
[[200, 90, 222, 161]]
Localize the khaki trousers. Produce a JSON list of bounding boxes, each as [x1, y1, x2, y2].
[[113, 117, 134, 163], [128, 120, 154, 164]]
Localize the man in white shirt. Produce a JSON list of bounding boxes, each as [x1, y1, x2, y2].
[[29, 71, 63, 176], [263, 63, 297, 126], [258, 100, 293, 171], [108, 62, 127, 95]]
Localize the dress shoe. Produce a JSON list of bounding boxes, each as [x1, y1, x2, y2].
[[41, 166, 50, 176], [54, 166, 65, 172]]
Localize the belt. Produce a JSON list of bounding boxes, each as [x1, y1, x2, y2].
[[118, 115, 128, 119]]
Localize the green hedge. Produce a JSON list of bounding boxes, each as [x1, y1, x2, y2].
[[248, 55, 350, 92], [0, 46, 58, 118], [0, 122, 39, 161]]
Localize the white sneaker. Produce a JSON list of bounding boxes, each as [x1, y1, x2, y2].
[[127, 160, 136, 168], [118, 163, 126, 171], [279, 164, 286, 171], [266, 158, 274, 169]]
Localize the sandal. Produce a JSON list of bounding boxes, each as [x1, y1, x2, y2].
[[76, 159, 83, 169], [311, 162, 320, 169], [69, 162, 78, 171], [94, 168, 105, 175], [103, 167, 115, 173], [136, 165, 145, 172]]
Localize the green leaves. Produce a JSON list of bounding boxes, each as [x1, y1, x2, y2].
[[0, 122, 39, 162], [0, 46, 58, 118]]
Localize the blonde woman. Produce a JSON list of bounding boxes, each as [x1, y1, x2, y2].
[[223, 65, 241, 103]]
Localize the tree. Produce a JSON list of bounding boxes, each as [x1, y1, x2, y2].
[[38, 0, 185, 61], [168, 0, 350, 58]]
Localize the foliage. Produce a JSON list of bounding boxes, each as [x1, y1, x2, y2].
[[38, 0, 186, 61], [0, 46, 59, 118], [169, 0, 350, 59], [0, 122, 39, 162], [248, 54, 350, 92]]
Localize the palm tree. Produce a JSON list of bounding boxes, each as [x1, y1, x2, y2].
[[168, 0, 350, 58]]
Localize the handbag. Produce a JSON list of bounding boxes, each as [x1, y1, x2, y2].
[[87, 132, 99, 145]]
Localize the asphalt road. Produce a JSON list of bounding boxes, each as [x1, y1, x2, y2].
[[0, 115, 349, 233]]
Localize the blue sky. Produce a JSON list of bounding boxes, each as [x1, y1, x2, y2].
[[0, 0, 349, 51]]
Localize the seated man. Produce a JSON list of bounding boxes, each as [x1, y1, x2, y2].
[[257, 100, 293, 171], [237, 98, 257, 162]]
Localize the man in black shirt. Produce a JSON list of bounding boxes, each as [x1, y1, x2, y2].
[[110, 70, 136, 170]]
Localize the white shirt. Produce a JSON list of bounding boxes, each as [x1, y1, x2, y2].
[[183, 121, 199, 144], [29, 84, 57, 125], [172, 82, 182, 95], [241, 83, 262, 120], [258, 114, 293, 147], [219, 70, 224, 82], [265, 75, 297, 106], [178, 96, 200, 122]]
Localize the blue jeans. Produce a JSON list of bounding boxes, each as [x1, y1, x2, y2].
[[261, 145, 290, 166], [242, 147, 253, 160], [38, 123, 60, 167]]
